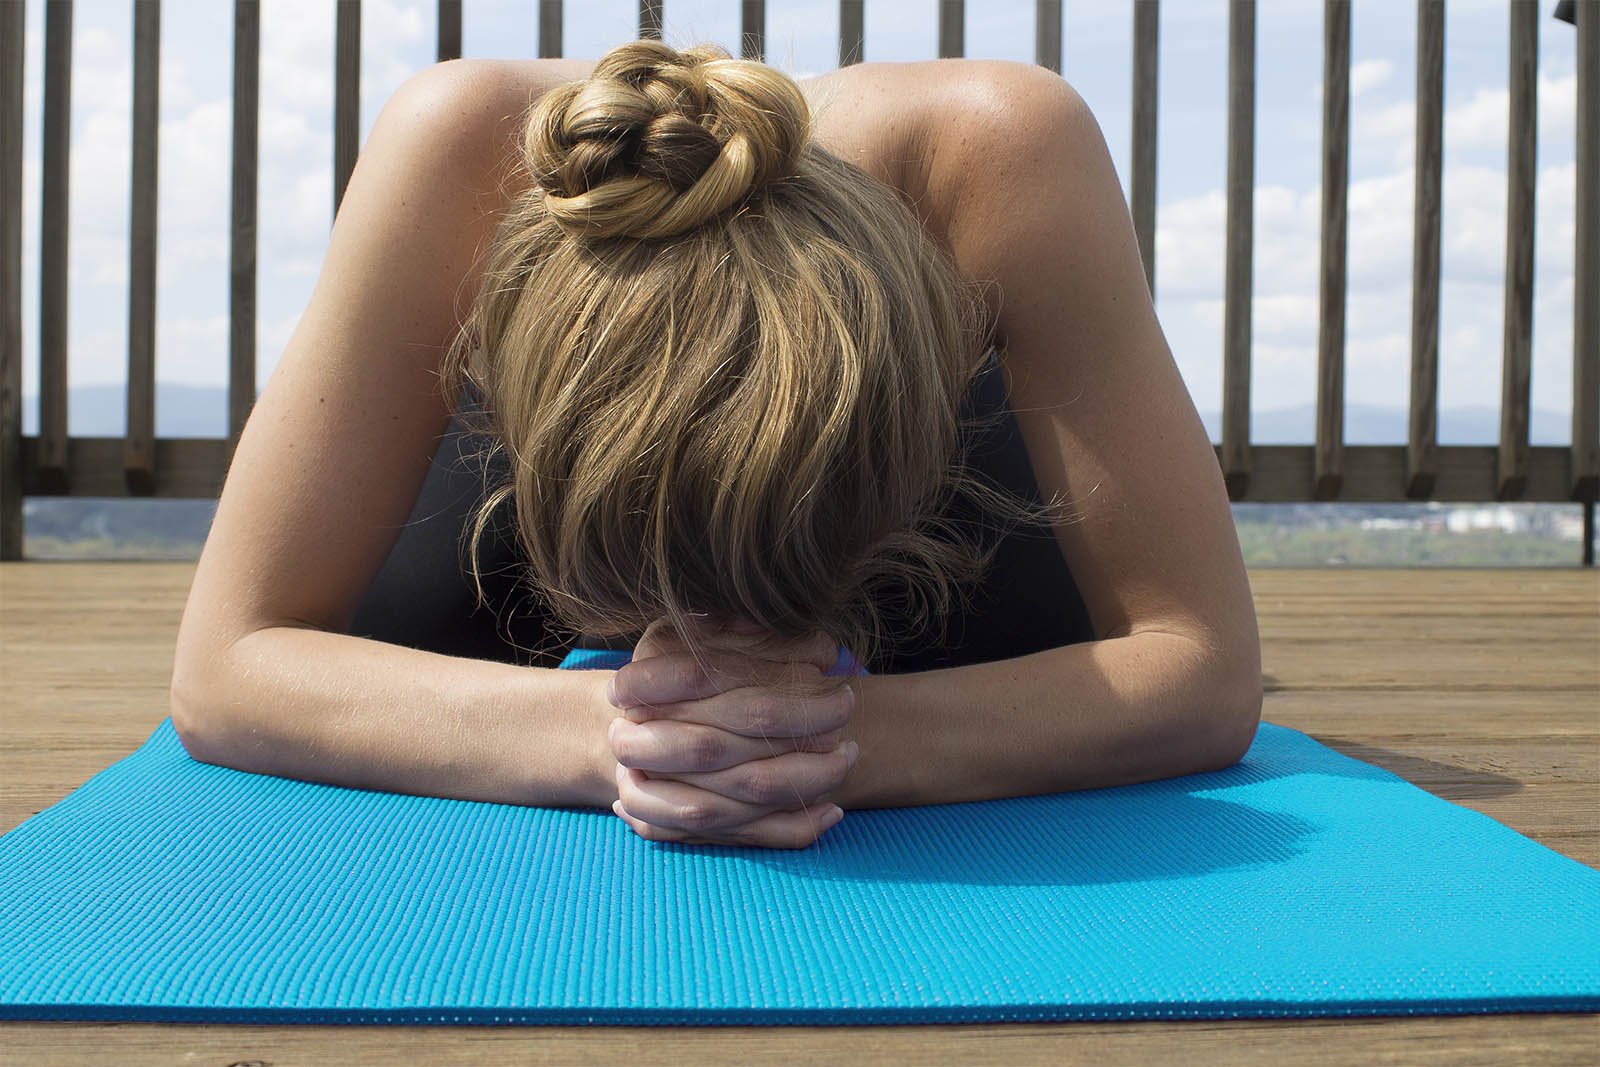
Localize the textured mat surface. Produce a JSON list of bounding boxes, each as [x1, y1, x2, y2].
[[1, 647, 1596, 1024]]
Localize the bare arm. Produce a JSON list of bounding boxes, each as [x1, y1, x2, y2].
[[185, 627, 619, 808], [169, 60, 619, 809], [826, 62, 1263, 808]]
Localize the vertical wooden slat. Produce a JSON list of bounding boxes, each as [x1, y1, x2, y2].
[[1315, 0, 1351, 501], [1407, 0, 1444, 500], [1221, 0, 1255, 500], [1573, 0, 1599, 515], [741, 1, 764, 61], [538, 0, 562, 58], [1036, 0, 1061, 73], [38, 0, 70, 494], [1584, 501, 1595, 567], [639, 1, 663, 41], [228, 1, 259, 459], [839, 0, 863, 67], [1131, 0, 1158, 299], [938, 0, 963, 58], [1497, 0, 1537, 502], [437, 0, 461, 62], [0, 0, 22, 558], [124, 0, 159, 496], [333, 1, 360, 218]]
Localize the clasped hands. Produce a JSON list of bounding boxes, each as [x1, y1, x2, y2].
[[602, 615, 860, 849]]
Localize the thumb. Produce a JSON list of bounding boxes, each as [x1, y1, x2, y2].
[[705, 615, 841, 678], [637, 614, 842, 677]]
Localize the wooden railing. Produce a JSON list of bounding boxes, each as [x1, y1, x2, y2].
[[0, 1, 1595, 562]]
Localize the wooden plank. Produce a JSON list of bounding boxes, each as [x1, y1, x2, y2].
[[436, 0, 462, 62], [228, 0, 259, 463], [1315, 0, 1349, 502], [334, 0, 360, 217], [1130, 0, 1157, 298], [16, 437, 1592, 503], [1, 1015, 1595, 1067], [1259, 607, 1595, 641], [37, 0, 70, 495], [741, 0, 764, 61], [839, 0, 863, 67], [1222, 0, 1255, 500], [1575, 0, 1599, 504], [0, 0, 22, 559], [538, 0, 561, 59], [1408, 0, 1444, 499], [939, 0, 963, 58], [124, 0, 158, 497], [1211, 442, 1578, 502], [1035, 0, 1061, 74], [1259, 640, 1597, 692], [1498, 0, 1537, 501], [1, 564, 1594, 1059], [1244, 564, 1599, 600], [21, 436, 229, 497], [639, 0, 662, 41]]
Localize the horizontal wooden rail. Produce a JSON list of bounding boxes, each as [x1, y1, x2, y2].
[[16, 436, 1582, 506]]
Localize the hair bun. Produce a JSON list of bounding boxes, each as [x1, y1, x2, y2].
[[524, 40, 812, 240]]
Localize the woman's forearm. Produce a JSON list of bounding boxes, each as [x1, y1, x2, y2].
[[170, 626, 617, 810], [831, 632, 1262, 809]]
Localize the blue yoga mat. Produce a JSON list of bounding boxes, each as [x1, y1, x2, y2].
[[1, 646, 1596, 1024]]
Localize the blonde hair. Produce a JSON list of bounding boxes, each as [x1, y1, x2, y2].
[[437, 39, 1078, 677]]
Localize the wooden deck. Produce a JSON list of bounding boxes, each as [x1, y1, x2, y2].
[[1, 562, 1595, 1064]]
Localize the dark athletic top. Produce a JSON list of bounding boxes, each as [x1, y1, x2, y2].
[[348, 348, 1098, 673]]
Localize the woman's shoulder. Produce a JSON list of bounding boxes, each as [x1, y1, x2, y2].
[[404, 56, 922, 195], [798, 58, 1075, 254], [396, 54, 1062, 262], [401, 58, 1003, 188]]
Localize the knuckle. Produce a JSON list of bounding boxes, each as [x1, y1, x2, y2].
[[745, 695, 785, 735], [729, 764, 773, 804], [746, 767, 792, 806], [677, 802, 718, 831], [686, 728, 725, 768], [669, 658, 703, 694]]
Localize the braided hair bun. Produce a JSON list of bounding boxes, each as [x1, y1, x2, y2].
[[523, 40, 813, 240]]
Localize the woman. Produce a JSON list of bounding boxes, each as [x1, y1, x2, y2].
[[169, 40, 1262, 851]]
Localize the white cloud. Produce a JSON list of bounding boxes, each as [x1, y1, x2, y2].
[[156, 313, 229, 385], [1351, 58, 1393, 98], [1446, 72, 1578, 153], [1153, 50, 1579, 428]]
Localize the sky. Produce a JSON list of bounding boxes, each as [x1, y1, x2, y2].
[[10, 0, 1589, 444]]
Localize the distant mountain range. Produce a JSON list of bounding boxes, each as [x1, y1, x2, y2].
[[19, 383, 1581, 446]]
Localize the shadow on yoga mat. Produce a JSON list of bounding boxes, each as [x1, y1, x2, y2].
[[1, 647, 1596, 1025]]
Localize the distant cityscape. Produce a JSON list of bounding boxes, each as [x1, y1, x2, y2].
[[15, 384, 1598, 567]]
